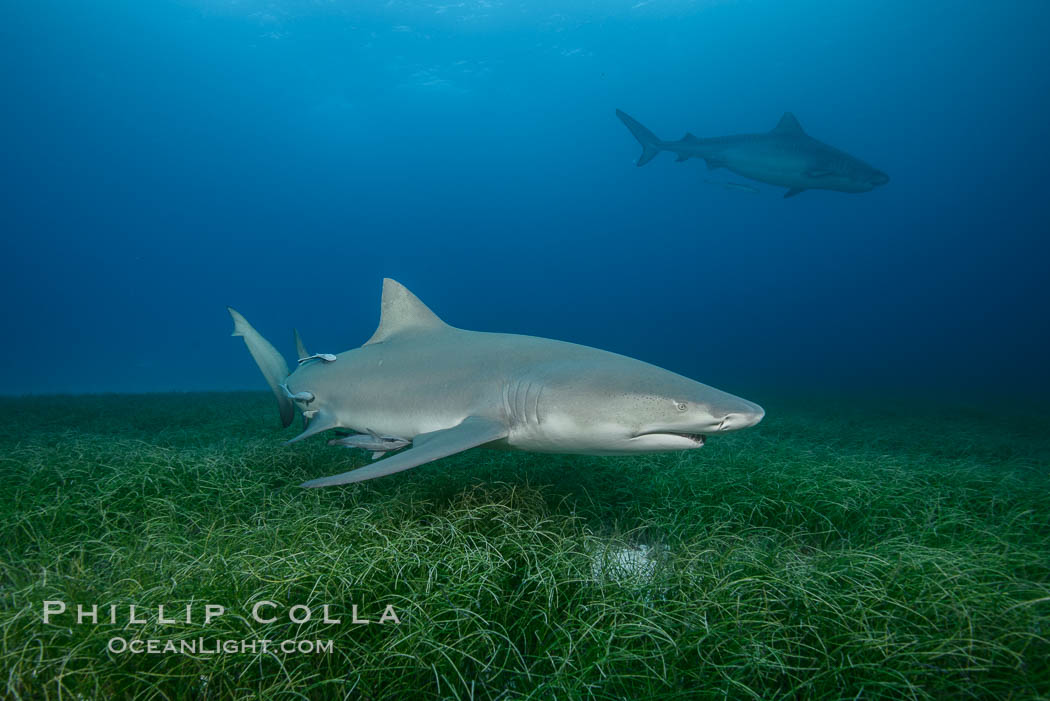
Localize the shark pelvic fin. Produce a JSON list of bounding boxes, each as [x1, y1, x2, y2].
[[300, 416, 507, 488], [784, 187, 806, 198], [772, 112, 805, 136], [294, 328, 309, 360], [284, 410, 340, 445], [364, 278, 449, 346], [228, 307, 294, 428]]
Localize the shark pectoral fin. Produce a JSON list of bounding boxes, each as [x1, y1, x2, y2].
[[300, 416, 508, 488], [784, 187, 806, 198]]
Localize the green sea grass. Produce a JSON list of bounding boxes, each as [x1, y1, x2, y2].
[[1, 393, 1048, 699]]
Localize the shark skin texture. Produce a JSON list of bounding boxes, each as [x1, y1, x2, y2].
[[616, 109, 889, 198], [229, 279, 765, 488]]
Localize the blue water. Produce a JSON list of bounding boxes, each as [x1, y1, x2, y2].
[[3, 1, 1048, 399]]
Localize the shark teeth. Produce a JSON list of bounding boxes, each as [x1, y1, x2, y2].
[[634, 431, 706, 446], [667, 433, 706, 446]]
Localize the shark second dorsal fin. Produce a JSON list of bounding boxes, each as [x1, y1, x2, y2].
[[294, 328, 309, 360], [364, 278, 449, 346], [772, 112, 805, 136]]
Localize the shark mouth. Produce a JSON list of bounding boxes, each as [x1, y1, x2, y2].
[[671, 432, 706, 446], [636, 431, 707, 446]]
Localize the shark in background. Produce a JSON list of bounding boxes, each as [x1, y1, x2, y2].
[[616, 109, 889, 198], [229, 279, 764, 488]]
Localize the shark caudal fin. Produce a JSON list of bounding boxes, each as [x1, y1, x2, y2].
[[228, 307, 295, 427], [615, 109, 664, 166]]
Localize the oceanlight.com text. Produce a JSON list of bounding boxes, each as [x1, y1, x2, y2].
[[107, 637, 334, 655]]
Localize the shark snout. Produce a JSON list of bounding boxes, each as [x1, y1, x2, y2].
[[870, 171, 890, 187], [717, 404, 765, 431]]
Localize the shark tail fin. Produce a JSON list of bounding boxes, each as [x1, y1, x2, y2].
[[615, 109, 663, 167], [228, 307, 295, 427]]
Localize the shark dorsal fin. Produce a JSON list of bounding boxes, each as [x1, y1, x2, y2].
[[772, 112, 805, 136], [364, 278, 448, 346]]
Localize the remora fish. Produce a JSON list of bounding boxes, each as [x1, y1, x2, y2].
[[229, 279, 765, 488], [328, 429, 410, 460], [703, 179, 760, 194], [616, 108, 889, 198]]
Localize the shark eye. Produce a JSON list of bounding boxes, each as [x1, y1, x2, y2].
[[675, 401, 688, 412]]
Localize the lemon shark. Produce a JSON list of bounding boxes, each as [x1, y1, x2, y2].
[[229, 279, 764, 488], [616, 109, 889, 198]]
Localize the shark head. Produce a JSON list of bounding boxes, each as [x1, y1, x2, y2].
[[801, 150, 890, 193], [770, 113, 889, 193], [517, 357, 765, 455], [793, 155, 889, 193], [868, 170, 890, 187], [837, 158, 889, 192]]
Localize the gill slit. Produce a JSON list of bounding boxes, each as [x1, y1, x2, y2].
[[531, 385, 543, 426], [512, 380, 522, 426], [522, 381, 535, 429], [501, 382, 513, 424]]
